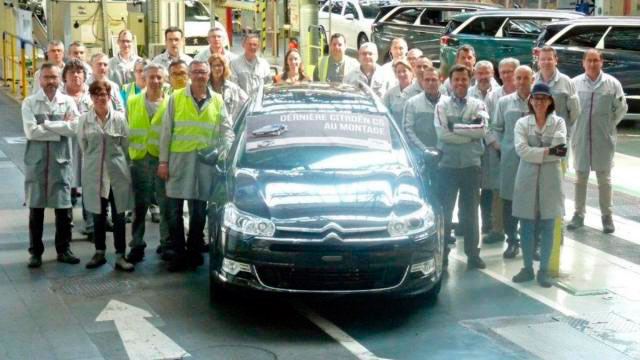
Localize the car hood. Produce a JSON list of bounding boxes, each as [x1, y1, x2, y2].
[[230, 167, 425, 229]]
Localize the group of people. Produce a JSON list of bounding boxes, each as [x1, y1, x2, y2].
[[22, 26, 627, 285]]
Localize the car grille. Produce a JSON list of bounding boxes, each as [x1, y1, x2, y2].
[[255, 264, 407, 291]]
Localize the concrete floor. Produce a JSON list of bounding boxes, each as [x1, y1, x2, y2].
[[1, 89, 639, 359]]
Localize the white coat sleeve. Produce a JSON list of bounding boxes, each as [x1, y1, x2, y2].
[[451, 102, 488, 139], [494, 99, 507, 143], [434, 102, 471, 144], [542, 117, 567, 163], [22, 99, 60, 141], [403, 100, 427, 152], [159, 96, 176, 163], [76, 114, 87, 153], [612, 80, 628, 126], [566, 80, 580, 129], [514, 119, 545, 164], [43, 101, 80, 137]]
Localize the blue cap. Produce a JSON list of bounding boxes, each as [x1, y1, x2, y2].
[[531, 82, 552, 97]]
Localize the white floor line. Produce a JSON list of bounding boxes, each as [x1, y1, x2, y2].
[[565, 199, 640, 246], [295, 304, 391, 360], [448, 251, 580, 318]]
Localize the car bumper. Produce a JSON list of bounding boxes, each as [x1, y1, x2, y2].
[[211, 228, 443, 296]]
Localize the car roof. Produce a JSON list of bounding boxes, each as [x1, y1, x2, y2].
[[251, 83, 386, 114], [381, 1, 501, 10], [451, 9, 584, 22], [545, 16, 640, 27]]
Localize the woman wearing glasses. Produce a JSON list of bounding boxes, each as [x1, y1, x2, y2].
[[77, 80, 134, 271], [208, 54, 248, 122], [511, 83, 567, 288]]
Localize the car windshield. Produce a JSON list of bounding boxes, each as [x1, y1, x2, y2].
[[185, 0, 209, 22], [360, 4, 379, 19], [236, 112, 411, 171]]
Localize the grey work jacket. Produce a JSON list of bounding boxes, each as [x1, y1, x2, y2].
[[434, 94, 488, 169], [229, 55, 272, 97], [77, 109, 133, 214], [152, 51, 193, 71], [469, 83, 499, 190], [512, 114, 566, 220], [344, 65, 390, 99], [195, 47, 238, 64], [211, 80, 248, 123], [571, 72, 628, 172], [22, 89, 79, 208], [159, 86, 235, 201], [534, 70, 580, 137], [402, 92, 439, 156], [108, 53, 142, 87], [495, 92, 530, 200], [383, 82, 422, 126]]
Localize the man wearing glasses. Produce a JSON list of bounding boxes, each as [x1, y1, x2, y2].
[[109, 30, 142, 87], [22, 63, 81, 268], [157, 60, 234, 272]]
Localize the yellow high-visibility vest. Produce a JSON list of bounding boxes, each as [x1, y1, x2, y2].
[[169, 88, 224, 153], [127, 92, 168, 159]]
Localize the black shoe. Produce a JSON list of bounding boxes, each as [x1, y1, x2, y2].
[[151, 212, 160, 223], [86, 252, 106, 269], [503, 243, 520, 259], [602, 215, 615, 234], [156, 245, 164, 254], [467, 256, 486, 270], [57, 250, 80, 264], [126, 247, 145, 264], [512, 267, 534, 283], [161, 249, 175, 262], [187, 252, 204, 268], [27, 255, 42, 268], [483, 231, 505, 244], [566, 213, 584, 230], [537, 270, 554, 288], [167, 257, 187, 272]]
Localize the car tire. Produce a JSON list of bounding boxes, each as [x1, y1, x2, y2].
[[357, 33, 368, 50]]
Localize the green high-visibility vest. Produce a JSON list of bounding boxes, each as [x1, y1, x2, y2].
[[170, 88, 223, 153], [318, 56, 330, 82], [127, 91, 168, 159]]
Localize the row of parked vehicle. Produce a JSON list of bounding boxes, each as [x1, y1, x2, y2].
[[317, 1, 639, 120]]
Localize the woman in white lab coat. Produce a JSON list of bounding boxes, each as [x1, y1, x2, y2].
[[511, 83, 567, 288]]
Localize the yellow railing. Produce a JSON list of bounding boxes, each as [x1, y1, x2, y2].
[[2, 32, 38, 99], [306, 25, 325, 77]]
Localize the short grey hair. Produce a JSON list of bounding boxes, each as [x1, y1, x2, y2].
[[515, 65, 534, 76], [498, 57, 520, 70], [359, 42, 378, 55], [188, 59, 210, 73], [90, 52, 108, 64], [47, 40, 64, 50], [135, 58, 151, 71], [474, 60, 493, 71], [407, 48, 423, 57], [143, 62, 166, 78]]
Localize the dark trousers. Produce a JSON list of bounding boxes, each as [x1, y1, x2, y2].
[[439, 166, 481, 258], [29, 208, 72, 256], [93, 190, 126, 254], [480, 189, 493, 233], [130, 156, 170, 249], [167, 198, 207, 255], [502, 199, 520, 245]]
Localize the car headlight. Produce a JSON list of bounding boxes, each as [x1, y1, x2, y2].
[[223, 203, 275, 237], [388, 205, 436, 238]]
